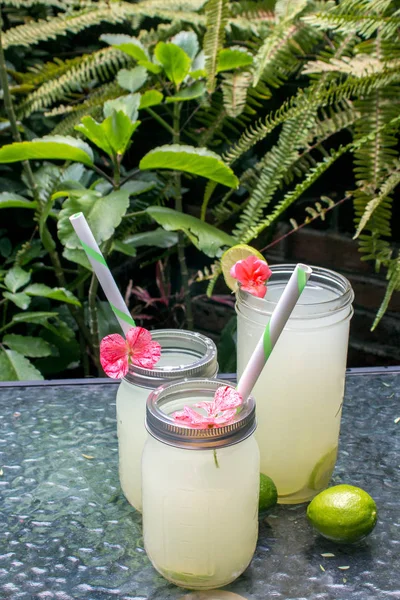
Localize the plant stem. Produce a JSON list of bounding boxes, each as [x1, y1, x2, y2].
[[146, 107, 175, 135], [88, 273, 102, 374], [92, 163, 114, 185], [173, 102, 193, 330], [77, 275, 90, 377]]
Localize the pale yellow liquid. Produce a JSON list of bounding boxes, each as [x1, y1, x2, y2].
[[237, 285, 351, 504], [116, 352, 196, 511], [142, 434, 259, 589]]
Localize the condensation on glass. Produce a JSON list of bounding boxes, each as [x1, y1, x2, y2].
[[142, 378, 259, 590], [236, 264, 354, 504], [116, 330, 217, 511]]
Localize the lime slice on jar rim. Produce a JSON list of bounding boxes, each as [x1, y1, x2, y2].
[[221, 244, 266, 292]]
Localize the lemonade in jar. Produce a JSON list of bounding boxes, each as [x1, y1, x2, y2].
[[142, 379, 259, 589], [236, 264, 354, 504]]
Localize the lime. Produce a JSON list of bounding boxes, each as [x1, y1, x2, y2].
[[221, 244, 266, 292], [259, 473, 278, 512], [307, 484, 378, 544], [309, 447, 338, 491]]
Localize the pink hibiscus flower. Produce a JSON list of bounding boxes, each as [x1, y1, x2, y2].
[[100, 327, 161, 379], [173, 386, 243, 429], [230, 255, 272, 298]]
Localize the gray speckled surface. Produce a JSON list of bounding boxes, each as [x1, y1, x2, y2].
[[0, 373, 399, 600]]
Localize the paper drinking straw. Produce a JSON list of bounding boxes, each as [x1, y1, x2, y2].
[[237, 263, 312, 400], [69, 212, 136, 336]]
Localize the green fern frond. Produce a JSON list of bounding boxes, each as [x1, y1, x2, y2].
[[354, 163, 400, 238], [16, 48, 130, 118], [303, 0, 400, 40], [223, 67, 400, 166], [274, 0, 309, 22], [204, 0, 230, 93], [2, 2, 206, 50], [233, 110, 318, 240], [372, 255, 400, 330], [221, 71, 252, 117], [303, 55, 400, 77], [0, 0, 79, 9], [50, 82, 121, 135]]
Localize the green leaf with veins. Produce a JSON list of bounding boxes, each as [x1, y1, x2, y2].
[[154, 42, 191, 87], [3, 334, 52, 357], [0, 349, 43, 381]]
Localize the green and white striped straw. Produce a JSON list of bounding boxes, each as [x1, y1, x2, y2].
[[237, 263, 312, 400], [69, 212, 136, 336]]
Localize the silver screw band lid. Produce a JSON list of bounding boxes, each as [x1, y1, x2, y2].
[[123, 329, 218, 389], [145, 378, 256, 450]]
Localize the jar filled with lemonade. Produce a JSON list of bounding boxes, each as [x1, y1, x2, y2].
[[142, 378, 259, 590], [116, 330, 217, 511], [236, 264, 354, 504]]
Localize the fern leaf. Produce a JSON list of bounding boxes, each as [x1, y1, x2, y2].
[[16, 48, 130, 118], [372, 256, 400, 330], [223, 67, 400, 166], [221, 71, 252, 117], [203, 0, 230, 93], [354, 165, 400, 238], [275, 0, 308, 22], [303, 0, 400, 40]]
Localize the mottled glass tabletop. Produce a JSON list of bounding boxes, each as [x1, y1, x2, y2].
[[0, 370, 399, 600]]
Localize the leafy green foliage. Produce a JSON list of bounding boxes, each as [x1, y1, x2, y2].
[[140, 145, 239, 187], [57, 189, 131, 249], [3, 334, 52, 357], [0, 349, 43, 381], [146, 206, 234, 256], [154, 42, 192, 87], [0, 136, 94, 165]]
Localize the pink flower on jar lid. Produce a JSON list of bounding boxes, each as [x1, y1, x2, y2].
[[100, 327, 161, 379], [230, 255, 272, 298], [172, 386, 243, 429]]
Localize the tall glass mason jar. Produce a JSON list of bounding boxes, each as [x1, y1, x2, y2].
[[236, 265, 354, 504], [142, 378, 259, 590], [116, 330, 217, 511]]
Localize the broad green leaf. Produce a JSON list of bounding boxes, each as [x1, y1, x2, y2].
[[112, 240, 137, 257], [154, 42, 191, 87], [146, 206, 234, 257], [190, 69, 207, 80], [3, 291, 31, 309], [62, 247, 92, 270], [122, 228, 178, 248], [217, 48, 253, 73], [11, 311, 75, 340], [101, 34, 149, 62], [140, 145, 239, 188], [57, 189, 130, 249], [3, 334, 52, 357], [117, 66, 148, 92], [121, 180, 156, 195], [34, 328, 80, 376], [4, 265, 31, 292], [139, 90, 163, 109], [75, 116, 114, 156], [0, 192, 37, 210], [171, 31, 199, 60], [103, 94, 140, 121], [24, 283, 81, 306], [0, 136, 93, 166], [0, 349, 43, 381], [166, 81, 206, 103], [101, 112, 140, 155]]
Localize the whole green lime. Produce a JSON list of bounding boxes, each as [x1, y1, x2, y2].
[[259, 473, 278, 511], [307, 484, 378, 544]]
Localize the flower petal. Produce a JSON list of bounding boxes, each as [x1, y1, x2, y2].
[[241, 281, 267, 298], [126, 327, 161, 368], [213, 385, 243, 412], [100, 334, 129, 379], [213, 408, 237, 425], [173, 405, 211, 428]]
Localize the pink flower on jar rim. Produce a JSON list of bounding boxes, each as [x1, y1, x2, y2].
[[100, 327, 161, 379], [172, 385, 243, 429], [230, 255, 272, 298]]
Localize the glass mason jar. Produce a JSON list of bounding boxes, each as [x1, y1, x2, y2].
[[116, 330, 217, 511], [236, 265, 354, 504], [142, 378, 259, 590]]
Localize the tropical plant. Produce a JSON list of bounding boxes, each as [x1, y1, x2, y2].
[[0, 0, 399, 381]]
